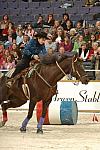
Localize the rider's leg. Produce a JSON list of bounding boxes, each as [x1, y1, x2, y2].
[[11, 57, 30, 78]]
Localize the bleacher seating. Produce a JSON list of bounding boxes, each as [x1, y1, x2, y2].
[[0, 0, 99, 25], [83, 61, 95, 80]]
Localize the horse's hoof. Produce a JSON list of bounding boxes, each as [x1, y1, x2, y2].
[[0, 121, 6, 127], [20, 127, 26, 133], [37, 128, 43, 134]]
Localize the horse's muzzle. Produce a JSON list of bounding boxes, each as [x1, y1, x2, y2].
[[81, 76, 90, 85]]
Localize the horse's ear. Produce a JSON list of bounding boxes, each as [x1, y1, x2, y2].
[[73, 55, 77, 62], [72, 51, 80, 62]]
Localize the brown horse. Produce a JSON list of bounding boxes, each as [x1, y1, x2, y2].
[[0, 54, 89, 133]]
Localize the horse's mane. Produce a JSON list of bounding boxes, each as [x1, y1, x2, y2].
[[40, 52, 74, 65]]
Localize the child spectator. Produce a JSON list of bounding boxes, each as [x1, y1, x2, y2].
[[24, 23, 35, 39], [16, 29, 23, 45], [4, 54, 16, 70]]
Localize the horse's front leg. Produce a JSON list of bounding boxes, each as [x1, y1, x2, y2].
[[37, 99, 51, 134], [20, 100, 36, 132]]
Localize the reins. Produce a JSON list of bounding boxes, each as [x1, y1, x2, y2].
[[35, 70, 55, 88], [56, 61, 68, 78]]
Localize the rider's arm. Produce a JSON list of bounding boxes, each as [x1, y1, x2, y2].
[[23, 39, 36, 57]]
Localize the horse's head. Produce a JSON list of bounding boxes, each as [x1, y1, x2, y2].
[[71, 55, 89, 84]]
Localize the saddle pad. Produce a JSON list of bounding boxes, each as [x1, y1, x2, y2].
[[28, 64, 39, 78], [0, 72, 4, 78], [5, 68, 15, 78]]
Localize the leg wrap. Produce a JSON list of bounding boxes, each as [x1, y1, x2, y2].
[[37, 117, 45, 129], [22, 117, 29, 128]]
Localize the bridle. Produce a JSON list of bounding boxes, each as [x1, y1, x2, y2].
[[71, 57, 88, 80], [56, 57, 85, 80]]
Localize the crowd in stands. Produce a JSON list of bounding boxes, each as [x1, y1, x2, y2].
[[0, 13, 100, 79]]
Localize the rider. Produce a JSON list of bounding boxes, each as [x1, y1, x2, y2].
[[11, 31, 47, 78]]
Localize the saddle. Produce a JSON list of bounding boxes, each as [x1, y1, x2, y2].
[[6, 60, 40, 88]]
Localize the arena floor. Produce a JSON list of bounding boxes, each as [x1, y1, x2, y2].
[[0, 110, 100, 150]]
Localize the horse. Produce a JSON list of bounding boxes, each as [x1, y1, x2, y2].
[[0, 54, 89, 133]]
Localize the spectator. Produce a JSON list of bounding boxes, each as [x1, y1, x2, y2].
[[50, 20, 62, 33], [69, 28, 78, 45], [45, 33, 57, 52], [58, 46, 65, 54], [45, 14, 55, 26], [83, 28, 90, 43], [10, 43, 22, 62], [73, 34, 85, 53], [75, 21, 84, 35], [34, 15, 45, 28], [95, 21, 100, 40], [47, 47, 54, 55], [93, 46, 100, 80], [91, 42, 99, 56], [19, 34, 30, 53], [87, 33, 97, 49], [24, 23, 35, 39], [59, 35, 73, 52], [0, 44, 5, 69], [0, 14, 10, 30], [79, 42, 93, 61], [66, 20, 73, 32], [61, 13, 70, 31], [16, 29, 23, 45], [85, 0, 95, 6], [55, 27, 65, 44], [3, 54, 16, 70]]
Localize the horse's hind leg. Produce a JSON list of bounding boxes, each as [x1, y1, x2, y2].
[[0, 101, 10, 127], [20, 100, 36, 132], [37, 99, 51, 134], [0, 98, 27, 127], [0, 110, 8, 127], [0, 84, 8, 127]]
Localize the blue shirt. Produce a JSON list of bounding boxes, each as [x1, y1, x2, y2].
[[23, 38, 47, 58]]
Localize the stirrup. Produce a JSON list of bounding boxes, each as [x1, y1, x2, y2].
[[6, 81, 12, 88], [6, 78, 14, 88]]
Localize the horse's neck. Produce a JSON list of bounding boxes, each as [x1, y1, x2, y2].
[[41, 58, 72, 86], [53, 59, 72, 83]]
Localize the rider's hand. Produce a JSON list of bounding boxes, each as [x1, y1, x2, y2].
[[33, 55, 40, 60]]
